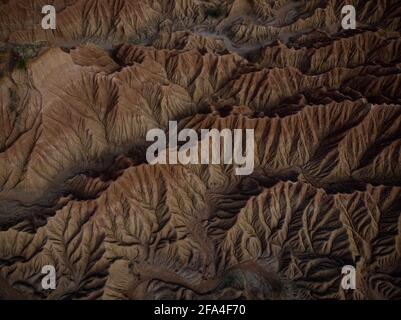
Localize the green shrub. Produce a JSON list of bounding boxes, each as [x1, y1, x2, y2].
[[205, 7, 223, 18], [16, 58, 26, 70]]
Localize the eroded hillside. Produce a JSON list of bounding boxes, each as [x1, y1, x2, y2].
[[0, 0, 401, 300]]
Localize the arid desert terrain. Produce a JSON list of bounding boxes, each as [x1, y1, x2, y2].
[[0, 0, 401, 300]]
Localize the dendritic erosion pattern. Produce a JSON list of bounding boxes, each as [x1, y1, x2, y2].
[[0, 0, 401, 300]]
